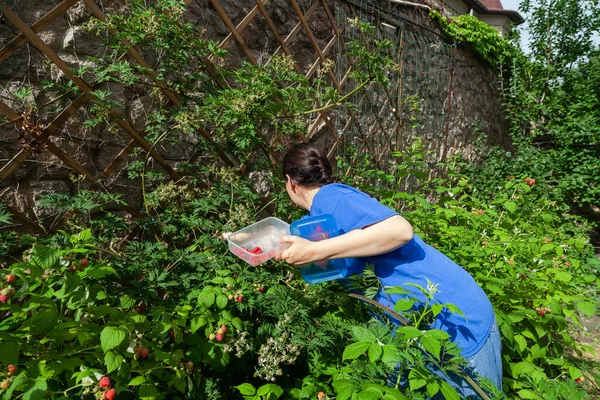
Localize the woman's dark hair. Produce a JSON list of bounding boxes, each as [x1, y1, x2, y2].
[[282, 144, 336, 188]]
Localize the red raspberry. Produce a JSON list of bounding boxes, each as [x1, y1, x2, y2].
[[539, 310, 546, 316], [236, 296, 243, 303], [99, 376, 111, 389], [5, 274, 16, 283], [7, 365, 17, 376], [139, 348, 149, 358], [215, 333, 224, 342], [221, 326, 227, 333], [0, 294, 9, 303], [105, 388, 116, 400], [259, 286, 265, 293], [80, 258, 89, 267]]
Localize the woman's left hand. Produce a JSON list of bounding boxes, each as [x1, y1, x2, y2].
[[275, 235, 321, 266]]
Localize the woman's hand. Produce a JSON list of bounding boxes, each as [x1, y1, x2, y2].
[[275, 235, 321, 266]]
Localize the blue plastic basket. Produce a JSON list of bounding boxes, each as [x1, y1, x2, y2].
[[290, 214, 347, 284]]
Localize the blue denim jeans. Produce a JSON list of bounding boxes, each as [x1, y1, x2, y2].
[[432, 319, 503, 399]]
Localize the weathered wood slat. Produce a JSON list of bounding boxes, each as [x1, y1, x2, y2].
[[219, 0, 269, 50], [1, 205, 46, 234], [0, 0, 79, 63], [209, 0, 257, 64]]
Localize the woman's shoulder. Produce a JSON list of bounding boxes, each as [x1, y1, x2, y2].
[[313, 183, 378, 213], [321, 183, 368, 196]]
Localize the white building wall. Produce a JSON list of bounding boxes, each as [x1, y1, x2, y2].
[[445, 0, 470, 16], [474, 14, 513, 36]]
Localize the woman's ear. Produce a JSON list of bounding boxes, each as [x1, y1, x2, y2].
[[286, 175, 296, 192]]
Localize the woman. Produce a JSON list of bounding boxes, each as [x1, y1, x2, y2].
[[276, 143, 502, 398]]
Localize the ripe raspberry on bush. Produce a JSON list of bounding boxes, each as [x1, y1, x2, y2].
[[6, 365, 17, 376], [105, 388, 116, 400], [139, 348, 149, 358], [99, 376, 111, 389], [0, 294, 9, 303], [5, 274, 16, 283]]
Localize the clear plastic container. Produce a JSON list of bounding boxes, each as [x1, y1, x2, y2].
[[228, 217, 291, 266], [290, 214, 348, 284]]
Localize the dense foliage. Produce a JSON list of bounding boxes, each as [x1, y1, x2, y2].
[[1, 0, 599, 399]]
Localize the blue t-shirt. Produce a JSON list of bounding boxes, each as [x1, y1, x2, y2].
[[309, 183, 494, 357]]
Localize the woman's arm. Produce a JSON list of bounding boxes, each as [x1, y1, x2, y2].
[[277, 215, 414, 266]]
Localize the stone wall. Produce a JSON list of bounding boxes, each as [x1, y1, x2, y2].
[[0, 0, 510, 232]]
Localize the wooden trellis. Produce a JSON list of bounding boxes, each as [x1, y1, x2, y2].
[[0, 0, 455, 237]]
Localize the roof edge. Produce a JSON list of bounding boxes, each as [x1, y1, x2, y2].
[[462, 0, 525, 24]]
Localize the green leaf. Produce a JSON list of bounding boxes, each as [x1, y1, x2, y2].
[[190, 315, 207, 333], [23, 377, 47, 400], [236, 383, 256, 395], [507, 310, 527, 323], [381, 345, 401, 364], [352, 326, 376, 342], [63, 273, 82, 294], [568, 366, 582, 380], [397, 326, 423, 339], [85, 266, 118, 279], [408, 369, 427, 391], [357, 387, 383, 399], [198, 289, 215, 308], [514, 335, 527, 352], [100, 326, 127, 353], [504, 200, 517, 213], [368, 343, 383, 362], [74, 229, 92, 243], [342, 342, 370, 360], [139, 383, 158, 400], [439, 381, 460, 400], [216, 294, 228, 309], [333, 379, 355, 400], [128, 376, 146, 386], [576, 301, 596, 317], [105, 351, 124, 373], [516, 389, 538, 399], [3, 371, 28, 400], [30, 245, 60, 269], [29, 308, 58, 335], [257, 383, 283, 397], [553, 270, 572, 282], [393, 298, 416, 312], [426, 380, 440, 398], [120, 294, 136, 309], [421, 335, 441, 359], [0, 341, 19, 364]]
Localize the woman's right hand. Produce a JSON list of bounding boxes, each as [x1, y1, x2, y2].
[[275, 235, 321, 267]]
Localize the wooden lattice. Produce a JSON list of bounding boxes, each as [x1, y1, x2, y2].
[[0, 0, 456, 237]]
